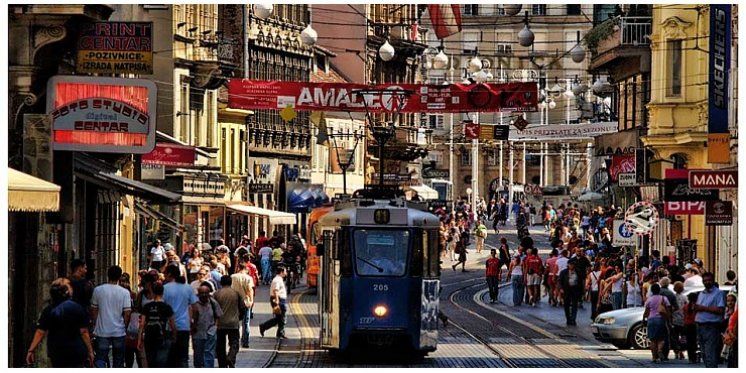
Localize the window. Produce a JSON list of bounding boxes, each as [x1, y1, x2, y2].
[[487, 149, 498, 166], [462, 31, 479, 54], [464, 5, 479, 16], [667, 40, 682, 97], [532, 5, 547, 16], [429, 114, 445, 130], [461, 151, 472, 166], [221, 128, 227, 172], [206, 91, 215, 147], [567, 5, 582, 15], [353, 229, 410, 277]]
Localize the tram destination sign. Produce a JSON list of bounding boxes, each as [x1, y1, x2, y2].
[[688, 170, 737, 189], [76, 22, 153, 74], [227, 80, 538, 113]]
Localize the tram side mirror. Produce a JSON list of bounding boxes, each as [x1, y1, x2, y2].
[[316, 243, 325, 257]]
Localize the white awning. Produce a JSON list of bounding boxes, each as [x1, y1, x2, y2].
[[406, 184, 439, 200], [9, 168, 61, 212], [227, 204, 297, 225]]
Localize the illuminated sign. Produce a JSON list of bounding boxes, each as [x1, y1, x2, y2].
[[47, 76, 157, 153], [374, 209, 391, 224], [76, 22, 153, 74]]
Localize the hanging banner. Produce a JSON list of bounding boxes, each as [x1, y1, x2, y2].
[[708, 5, 731, 163], [142, 143, 195, 167], [46, 75, 157, 154], [609, 153, 636, 182], [227, 80, 537, 113], [76, 22, 153, 75], [508, 122, 617, 141]]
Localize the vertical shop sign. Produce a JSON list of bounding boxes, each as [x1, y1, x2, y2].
[[708, 5, 731, 163]]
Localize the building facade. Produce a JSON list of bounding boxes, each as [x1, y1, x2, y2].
[[642, 4, 738, 273], [419, 4, 594, 203]]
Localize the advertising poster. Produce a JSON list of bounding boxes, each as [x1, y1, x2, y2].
[[76, 22, 153, 74]]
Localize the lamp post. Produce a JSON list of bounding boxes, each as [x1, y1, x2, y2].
[[330, 129, 363, 195]]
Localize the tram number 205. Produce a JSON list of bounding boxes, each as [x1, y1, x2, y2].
[[373, 284, 389, 291]]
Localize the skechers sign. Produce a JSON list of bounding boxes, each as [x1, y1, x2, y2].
[[47, 76, 157, 154], [708, 5, 731, 163]]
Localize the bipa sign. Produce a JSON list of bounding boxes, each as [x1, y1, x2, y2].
[[689, 170, 737, 189], [664, 201, 705, 215]]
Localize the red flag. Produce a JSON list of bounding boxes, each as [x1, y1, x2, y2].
[[428, 5, 462, 39]]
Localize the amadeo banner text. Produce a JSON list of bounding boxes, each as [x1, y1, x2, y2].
[[227, 80, 537, 113]]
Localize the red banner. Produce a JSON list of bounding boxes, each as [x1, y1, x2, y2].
[[227, 80, 537, 113], [609, 154, 636, 182], [142, 143, 195, 167]]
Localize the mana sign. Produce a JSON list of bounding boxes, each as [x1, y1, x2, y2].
[[689, 170, 737, 189]]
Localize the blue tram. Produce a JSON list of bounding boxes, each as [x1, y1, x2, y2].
[[314, 194, 441, 355]]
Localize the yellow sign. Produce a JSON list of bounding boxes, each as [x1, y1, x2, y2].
[[76, 22, 153, 75], [280, 105, 297, 122]]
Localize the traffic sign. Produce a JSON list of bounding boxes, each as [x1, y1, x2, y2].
[[613, 219, 636, 246], [624, 201, 659, 236], [618, 173, 636, 187]]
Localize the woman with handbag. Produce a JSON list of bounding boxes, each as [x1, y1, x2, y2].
[[643, 283, 671, 364]]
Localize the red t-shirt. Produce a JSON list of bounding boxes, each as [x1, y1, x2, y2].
[[486, 257, 501, 277], [525, 255, 544, 275], [255, 237, 269, 251]]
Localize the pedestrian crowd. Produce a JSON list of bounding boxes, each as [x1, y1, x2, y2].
[[26, 230, 306, 368], [490, 202, 738, 367]]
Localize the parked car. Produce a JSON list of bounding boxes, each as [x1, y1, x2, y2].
[[591, 284, 733, 349]]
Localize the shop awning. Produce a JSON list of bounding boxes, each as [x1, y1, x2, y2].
[[134, 200, 183, 231], [406, 184, 439, 200], [8, 168, 61, 212], [227, 204, 297, 225], [74, 154, 181, 204]]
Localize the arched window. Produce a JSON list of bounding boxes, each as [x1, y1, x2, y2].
[[671, 153, 688, 170]]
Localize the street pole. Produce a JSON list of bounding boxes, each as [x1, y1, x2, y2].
[[522, 142, 526, 185], [499, 140, 504, 190], [539, 142, 544, 186], [472, 138, 478, 211], [449, 112, 455, 218], [586, 142, 592, 190], [508, 141, 514, 222]]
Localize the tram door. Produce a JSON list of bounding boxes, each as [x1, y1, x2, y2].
[[320, 229, 337, 348]]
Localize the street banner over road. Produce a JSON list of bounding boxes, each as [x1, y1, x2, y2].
[[508, 122, 617, 141], [227, 80, 537, 113]]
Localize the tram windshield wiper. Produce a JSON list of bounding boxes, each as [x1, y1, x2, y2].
[[357, 257, 384, 273]]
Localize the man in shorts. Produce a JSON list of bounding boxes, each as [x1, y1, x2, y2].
[[523, 247, 545, 307]]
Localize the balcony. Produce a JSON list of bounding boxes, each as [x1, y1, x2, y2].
[[588, 16, 651, 74]]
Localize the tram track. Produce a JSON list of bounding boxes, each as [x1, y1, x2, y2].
[[443, 278, 611, 368]]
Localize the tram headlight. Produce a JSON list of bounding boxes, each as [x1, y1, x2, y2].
[[373, 305, 388, 318]]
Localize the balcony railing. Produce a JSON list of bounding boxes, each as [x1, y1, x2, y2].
[[619, 16, 651, 46]]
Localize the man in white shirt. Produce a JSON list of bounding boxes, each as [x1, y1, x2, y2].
[[259, 267, 288, 339], [231, 263, 255, 348], [556, 250, 570, 274], [149, 239, 166, 270], [90, 265, 132, 368]]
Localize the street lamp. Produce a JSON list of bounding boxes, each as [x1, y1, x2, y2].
[[300, 24, 318, 46], [379, 40, 395, 61], [518, 12, 534, 47], [330, 130, 363, 195], [501, 4, 523, 16], [570, 31, 586, 63], [253, 4, 273, 19]]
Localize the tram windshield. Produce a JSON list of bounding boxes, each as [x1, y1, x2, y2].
[[353, 229, 409, 276]]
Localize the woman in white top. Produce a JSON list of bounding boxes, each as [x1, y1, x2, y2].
[[626, 272, 643, 307], [447, 227, 459, 262], [609, 264, 625, 310], [508, 256, 524, 306], [586, 262, 602, 320]]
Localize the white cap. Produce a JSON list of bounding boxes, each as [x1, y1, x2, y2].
[[685, 263, 693, 270]]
